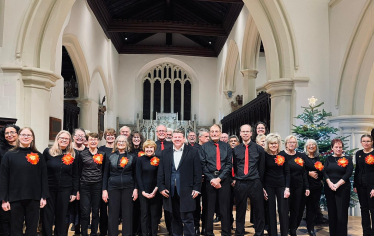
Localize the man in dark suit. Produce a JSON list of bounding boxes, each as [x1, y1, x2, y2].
[[155, 124, 173, 234], [158, 129, 202, 236]]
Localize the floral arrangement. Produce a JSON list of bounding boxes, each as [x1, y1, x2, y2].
[[150, 157, 160, 166], [274, 155, 285, 166], [138, 151, 145, 157], [93, 154, 103, 165], [62, 154, 74, 165], [337, 157, 349, 168], [365, 154, 374, 165], [119, 157, 129, 168], [26, 153, 39, 165], [314, 161, 324, 171], [294, 157, 304, 167]]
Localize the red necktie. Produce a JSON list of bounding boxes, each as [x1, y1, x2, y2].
[[244, 145, 249, 175], [191, 143, 194, 146], [161, 141, 164, 151], [232, 157, 235, 177], [214, 143, 221, 170]]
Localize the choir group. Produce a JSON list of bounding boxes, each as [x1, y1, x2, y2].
[[0, 122, 373, 236]]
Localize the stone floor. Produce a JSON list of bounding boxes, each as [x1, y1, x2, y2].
[[65, 210, 363, 235]]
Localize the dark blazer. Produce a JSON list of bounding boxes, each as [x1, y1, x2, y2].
[[157, 144, 202, 213]]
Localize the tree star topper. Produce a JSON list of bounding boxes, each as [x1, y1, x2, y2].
[[308, 96, 318, 107]]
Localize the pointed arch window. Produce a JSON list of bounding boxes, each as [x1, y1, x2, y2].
[[142, 63, 192, 120]]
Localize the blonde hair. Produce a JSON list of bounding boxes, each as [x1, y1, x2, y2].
[[142, 140, 157, 155], [284, 135, 298, 149], [256, 134, 266, 144], [264, 133, 282, 154], [112, 135, 129, 153], [49, 130, 75, 158]]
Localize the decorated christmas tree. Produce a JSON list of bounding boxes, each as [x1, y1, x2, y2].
[[292, 96, 358, 210]]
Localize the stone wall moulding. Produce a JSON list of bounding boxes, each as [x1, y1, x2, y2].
[[240, 69, 258, 78], [329, 115, 374, 130], [1, 65, 60, 91]]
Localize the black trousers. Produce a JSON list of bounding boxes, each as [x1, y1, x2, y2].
[[99, 199, 108, 236], [201, 180, 207, 230], [0, 204, 10, 236], [193, 194, 201, 229], [158, 197, 173, 233], [229, 185, 234, 227], [205, 178, 231, 236], [42, 190, 71, 236], [132, 198, 142, 235], [108, 188, 133, 236], [80, 181, 102, 236], [171, 189, 195, 236], [10, 199, 40, 236], [265, 186, 289, 236], [324, 184, 350, 236], [140, 193, 160, 236], [304, 186, 322, 231], [288, 186, 304, 232], [357, 185, 374, 236], [235, 179, 264, 236]]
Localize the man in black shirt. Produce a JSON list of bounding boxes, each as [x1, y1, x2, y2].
[[228, 135, 239, 229], [200, 124, 232, 236], [187, 131, 200, 148], [233, 124, 265, 236], [155, 124, 173, 234], [158, 130, 202, 236]]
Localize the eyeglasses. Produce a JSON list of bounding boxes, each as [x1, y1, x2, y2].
[[240, 131, 251, 134], [287, 142, 297, 144], [75, 135, 85, 138], [362, 141, 373, 143], [88, 139, 98, 143], [106, 135, 115, 138], [157, 130, 166, 133], [117, 140, 126, 144], [20, 134, 32, 138], [257, 127, 265, 130], [59, 137, 69, 141], [133, 137, 141, 140], [5, 131, 16, 136]]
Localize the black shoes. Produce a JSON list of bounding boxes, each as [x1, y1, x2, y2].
[[200, 228, 205, 235], [213, 217, 221, 223], [308, 230, 316, 236]]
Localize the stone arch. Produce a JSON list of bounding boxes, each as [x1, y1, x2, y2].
[[242, 0, 299, 80], [335, 0, 374, 115], [135, 57, 199, 120], [91, 65, 111, 111], [62, 34, 90, 99], [241, 14, 261, 71], [16, 0, 76, 71], [223, 40, 239, 92]]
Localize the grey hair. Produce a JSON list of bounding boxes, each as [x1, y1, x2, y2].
[[304, 139, 320, 157], [198, 128, 209, 137], [284, 135, 299, 149], [229, 135, 239, 141]]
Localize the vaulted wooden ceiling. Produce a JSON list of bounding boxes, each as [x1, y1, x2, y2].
[[87, 0, 244, 57]]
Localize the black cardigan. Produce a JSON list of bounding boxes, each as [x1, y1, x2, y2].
[[43, 148, 79, 195], [354, 149, 374, 189], [0, 147, 49, 202]]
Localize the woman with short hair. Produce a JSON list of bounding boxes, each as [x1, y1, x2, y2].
[[263, 133, 290, 236], [0, 127, 49, 235], [136, 140, 160, 236], [102, 135, 138, 236], [42, 130, 79, 236], [324, 139, 353, 236], [279, 135, 309, 236], [256, 134, 266, 149], [354, 134, 374, 236], [79, 133, 106, 236]]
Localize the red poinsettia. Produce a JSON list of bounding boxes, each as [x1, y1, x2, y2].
[[93, 154, 103, 165], [274, 155, 285, 166], [62, 154, 74, 165], [138, 151, 145, 157], [314, 161, 324, 171], [26, 152, 39, 165], [337, 157, 349, 168], [119, 157, 129, 168], [365, 155, 374, 165], [294, 157, 304, 167], [150, 157, 160, 166]]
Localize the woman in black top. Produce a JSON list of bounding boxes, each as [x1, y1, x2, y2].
[[263, 133, 290, 236], [252, 122, 269, 143], [279, 135, 309, 236], [353, 134, 374, 236], [42, 130, 79, 236], [128, 131, 145, 236], [301, 139, 324, 236], [0, 124, 19, 236], [102, 135, 138, 236], [136, 140, 160, 236], [79, 132, 106, 236], [98, 128, 116, 236], [324, 139, 353, 236], [68, 128, 87, 234], [0, 127, 49, 235]]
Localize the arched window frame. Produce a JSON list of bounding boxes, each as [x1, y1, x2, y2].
[[142, 63, 192, 120]]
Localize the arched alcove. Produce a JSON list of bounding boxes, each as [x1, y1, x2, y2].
[[223, 40, 240, 93]]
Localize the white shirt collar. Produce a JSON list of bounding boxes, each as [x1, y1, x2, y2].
[[173, 144, 184, 152]]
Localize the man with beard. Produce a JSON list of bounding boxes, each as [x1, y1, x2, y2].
[[187, 131, 200, 148], [166, 128, 173, 142]]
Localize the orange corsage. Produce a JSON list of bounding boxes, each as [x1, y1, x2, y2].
[[365, 155, 374, 165], [62, 154, 74, 165], [337, 157, 349, 168], [294, 157, 304, 167], [150, 157, 160, 166], [26, 152, 39, 165], [274, 155, 285, 166], [138, 151, 145, 157], [314, 161, 324, 171], [93, 154, 103, 165], [119, 157, 129, 168]]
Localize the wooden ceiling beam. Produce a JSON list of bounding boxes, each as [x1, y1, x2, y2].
[[108, 20, 227, 36], [193, 0, 243, 3], [120, 45, 217, 57]]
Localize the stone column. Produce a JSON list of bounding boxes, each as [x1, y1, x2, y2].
[[264, 79, 294, 139], [1, 66, 60, 150], [241, 69, 258, 104], [76, 98, 92, 131]]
